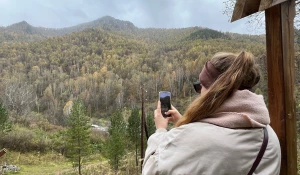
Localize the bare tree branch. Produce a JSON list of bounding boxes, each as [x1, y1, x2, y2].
[[223, 0, 300, 32]]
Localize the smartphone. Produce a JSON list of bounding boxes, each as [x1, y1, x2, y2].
[[159, 91, 171, 118]]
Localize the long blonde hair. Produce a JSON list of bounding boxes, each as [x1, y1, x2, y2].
[[176, 51, 260, 127]]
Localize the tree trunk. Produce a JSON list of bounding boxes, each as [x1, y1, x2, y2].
[[78, 149, 81, 175], [135, 142, 138, 166]]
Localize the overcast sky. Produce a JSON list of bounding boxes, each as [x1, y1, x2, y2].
[[0, 0, 265, 35]]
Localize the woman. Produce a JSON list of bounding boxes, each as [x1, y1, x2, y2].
[[142, 51, 281, 175]]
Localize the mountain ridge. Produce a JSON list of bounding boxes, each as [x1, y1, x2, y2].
[[0, 15, 266, 44], [2, 16, 137, 36]]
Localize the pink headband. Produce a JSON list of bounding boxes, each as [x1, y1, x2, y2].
[[199, 61, 221, 89]]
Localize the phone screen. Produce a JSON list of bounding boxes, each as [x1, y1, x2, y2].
[[159, 91, 171, 118]]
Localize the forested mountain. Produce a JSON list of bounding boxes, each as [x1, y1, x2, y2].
[[61, 16, 138, 35], [2, 16, 300, 174], [0, 15, 266, 43], [0, 16, 269, 126], [0, 16, 137, 43]]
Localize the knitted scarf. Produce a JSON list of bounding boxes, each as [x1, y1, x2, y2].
[[200, 90, 270, 128]]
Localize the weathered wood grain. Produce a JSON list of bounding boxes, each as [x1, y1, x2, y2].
[[265, 1, 297, 174]]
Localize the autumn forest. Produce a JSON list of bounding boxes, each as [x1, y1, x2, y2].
[[0, 16, 299, 174]]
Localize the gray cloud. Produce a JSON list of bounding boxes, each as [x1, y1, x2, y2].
[[0, 0, 264, 34]]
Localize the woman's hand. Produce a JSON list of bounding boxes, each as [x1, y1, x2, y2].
[[154, 101, 182, 129], [154, 101, 170, 129], [165, 105, 182, 124]]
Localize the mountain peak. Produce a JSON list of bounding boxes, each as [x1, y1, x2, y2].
[[6, 20, 37, 34], [10, 21, 31, 27], [100, 16, 116, 20], [18, 21, 30, 25], [91, 16, 137, 31], [59, 15, 138, 35]]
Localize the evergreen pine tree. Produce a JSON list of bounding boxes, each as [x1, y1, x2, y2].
[[127, 107, 141, 166], [66, 100, 91, 175], [146, 112, 156, 137], [104, 109, 126, 172], [0, 103, 11, 133]]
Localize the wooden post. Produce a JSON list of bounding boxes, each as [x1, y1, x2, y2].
[[265, 1, 297, 174], [141, 86, 145, 171]]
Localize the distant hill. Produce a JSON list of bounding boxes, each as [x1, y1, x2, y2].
[[6, 21, 39, 34], [58, 16, 138, 35], [0, 16, 138, 42], [0, 15, 268, 44], [186, 28, 231, 40]]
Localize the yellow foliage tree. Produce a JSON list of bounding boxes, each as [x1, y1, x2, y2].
[[63, 100, 73, 117]]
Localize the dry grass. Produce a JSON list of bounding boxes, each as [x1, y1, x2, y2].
[[0, 151, 141, 175]]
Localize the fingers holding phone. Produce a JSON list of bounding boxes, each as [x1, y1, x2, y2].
[[154, 101, 169, 129], [165, 105, 182, 124], [154, 91, 181, 129]]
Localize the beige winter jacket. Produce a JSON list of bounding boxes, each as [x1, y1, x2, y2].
[[142, 90, 281, 175]]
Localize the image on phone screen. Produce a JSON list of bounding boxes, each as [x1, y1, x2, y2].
[[159, 91, 171, 118]]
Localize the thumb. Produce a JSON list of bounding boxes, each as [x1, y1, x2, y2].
[[157, 101, 161, 110]]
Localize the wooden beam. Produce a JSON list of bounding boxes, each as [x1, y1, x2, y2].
[[265, 1, 297, 174], [231, 0, 289, 22], [231, 0, 246, 22], [280, 1, 297, 174], [259, 0, 273, 10], [231, 0, 261, 22], [259, 0, 288, 11]]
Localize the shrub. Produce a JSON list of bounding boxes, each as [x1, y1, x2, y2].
[[0, 129, 34, 152], [0, 127, 52, 152]]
